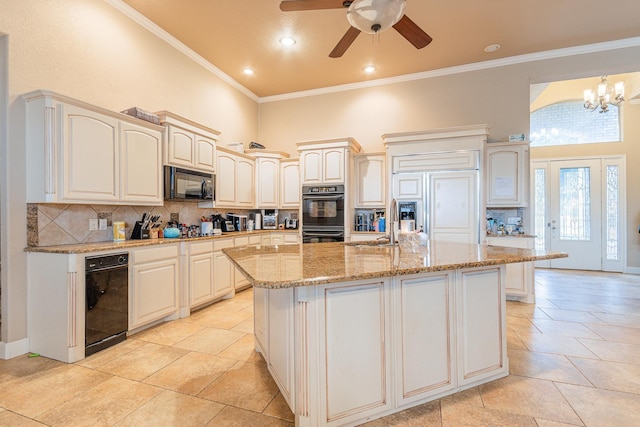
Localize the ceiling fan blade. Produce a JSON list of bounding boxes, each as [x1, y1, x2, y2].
[[329, 26, 361, 58], [392, 15, 433, 49], [280, 0, 347, 12]]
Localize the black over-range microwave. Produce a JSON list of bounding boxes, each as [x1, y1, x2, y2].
[[164, 166, 215, 201]]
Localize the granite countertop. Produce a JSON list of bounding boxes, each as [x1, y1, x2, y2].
[[25, 229, 299, 254], [223, 241, 568, 289]]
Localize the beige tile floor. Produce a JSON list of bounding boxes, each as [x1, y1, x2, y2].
[[1, 269, 639, 426]]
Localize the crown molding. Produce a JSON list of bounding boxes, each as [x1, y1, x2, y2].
[[104, 0, 259, 102], [259, 37, 640, 104]]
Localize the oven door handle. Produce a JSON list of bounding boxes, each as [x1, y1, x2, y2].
[[302, 194, 344, 200], [302, 231, 345, 238]]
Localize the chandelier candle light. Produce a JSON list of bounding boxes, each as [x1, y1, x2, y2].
[[583, 76, 624, 113]]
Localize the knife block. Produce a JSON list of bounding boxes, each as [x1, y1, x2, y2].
[[130, 221, 149, 240]]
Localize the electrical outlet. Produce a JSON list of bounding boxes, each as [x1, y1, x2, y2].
[[89, 219, 98, 231], [99, 218, 107, 230]]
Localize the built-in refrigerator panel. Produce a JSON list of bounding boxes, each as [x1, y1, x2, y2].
[[392, 171, 480, 244]]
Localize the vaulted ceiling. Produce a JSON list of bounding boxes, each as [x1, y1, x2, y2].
[[121, 0, 640, 97]]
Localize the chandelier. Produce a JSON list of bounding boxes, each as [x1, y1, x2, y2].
[[347, 0, 406, 34], [583, 76, 625, 113]]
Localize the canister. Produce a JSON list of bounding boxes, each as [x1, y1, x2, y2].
[[113, 221, 125, 241]]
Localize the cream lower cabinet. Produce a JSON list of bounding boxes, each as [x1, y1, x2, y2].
[[270, 232, 300, 246], [24, 90, 164, 205], [395, 272, 456, 405], [486, 236, 535, 303], [213, 238, 235, 298], [254, 287, 268, 356], [130, 245, 180, 330], [233, 235, 262, 290], [185, 240, 216, 311], [457, 267, 507, 386]]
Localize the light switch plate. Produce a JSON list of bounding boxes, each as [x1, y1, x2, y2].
[[99, 218, 107, 230], [89, 218, 98, 231]]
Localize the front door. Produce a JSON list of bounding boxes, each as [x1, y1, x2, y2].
[[548, 159, 602, 270]]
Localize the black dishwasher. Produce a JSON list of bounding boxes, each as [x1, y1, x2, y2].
[[85, 253, 129, 356]]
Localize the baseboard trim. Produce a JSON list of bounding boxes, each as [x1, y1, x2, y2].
[[0, 338, 29, 359], [624, 266, 640, 275]]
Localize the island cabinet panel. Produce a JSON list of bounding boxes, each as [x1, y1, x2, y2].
[[395, 273, 456, 405], [267, 288, 295, 406], [254, 287, 268, 357], [456, 266, 508, 386], [319, 280, 392, 425]]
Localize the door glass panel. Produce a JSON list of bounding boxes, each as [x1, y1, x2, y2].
[[606, 165, 619, 260], [534, 168, 546, 251], [559, 167, 591, 241]]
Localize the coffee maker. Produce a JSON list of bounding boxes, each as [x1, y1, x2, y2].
[[261, 209, 278, 230]]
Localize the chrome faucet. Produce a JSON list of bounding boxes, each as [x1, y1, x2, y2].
[[389, 198, 398, 246]]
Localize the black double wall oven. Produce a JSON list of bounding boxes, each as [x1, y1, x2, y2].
[[302, 185, 345, 243]]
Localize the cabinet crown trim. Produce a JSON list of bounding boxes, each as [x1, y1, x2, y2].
[[155, 110, 221, 138], [383, 124, 491, 145], [296, 137, 361, 153]]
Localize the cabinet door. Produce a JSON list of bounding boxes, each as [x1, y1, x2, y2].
[[236, 158, 255, 207], [323, 148, 344, 183], [190, 252, 215, 307], [256, 157, 279, 208], [166, 126, 195, 168], [216, 152, 237, 206], [486, 237, 534, 300], [268, 288, 295, 405], [486, 145, 528, 207], [254, 287, 268, 356], [301, 150, 322, 184], [62, 104, 119, 202], [131, 258, 179, 329], [120, 122, 163, 205], [194, 135, 216, 172], [396, 273, 455, 405], [429, 170, 478, 244], [457, 267, 507, 386], [280, 161, 300, 208], [392, 173, 423, 199], [355, 155, 385, 207], [213, 239, 234, 298], [234, 237, 251, 290]]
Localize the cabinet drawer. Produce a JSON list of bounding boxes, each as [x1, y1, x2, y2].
[[235, 236, 249, 247], [249, 235, 263, 246], [486, 237, 533, 249], [189, 241, 214, 255], [213, 238, 234, 251], [133, 244, 178, 264]]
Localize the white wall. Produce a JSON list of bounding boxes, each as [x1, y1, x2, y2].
[[0, 0, 258, 350]]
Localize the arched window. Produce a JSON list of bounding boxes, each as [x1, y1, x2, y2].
[[530, 101, 621, 147]]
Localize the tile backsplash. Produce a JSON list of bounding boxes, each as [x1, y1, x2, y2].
[[28, 203, 298, 247]]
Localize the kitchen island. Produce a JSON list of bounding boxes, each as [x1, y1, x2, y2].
[[223, 241, 567, 427]]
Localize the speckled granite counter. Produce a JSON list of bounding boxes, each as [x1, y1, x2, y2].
[[223, 240, 567, 288], [25, 229, 298, 254]]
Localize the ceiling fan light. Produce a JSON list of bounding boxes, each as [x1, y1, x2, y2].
[[347, 0, 406, 34]]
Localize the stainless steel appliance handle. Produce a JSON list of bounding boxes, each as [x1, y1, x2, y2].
[[302, 231, 345, 237], [302, 194, 344, 200]]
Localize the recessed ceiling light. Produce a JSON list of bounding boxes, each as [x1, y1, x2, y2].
[[279, 36, 296, 47], [484, 43, 501, 53], [243, 67, 254, 75], [363, 64, 377, 73]]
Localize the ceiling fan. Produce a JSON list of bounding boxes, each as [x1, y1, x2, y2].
[[280, 0, 432, 58]]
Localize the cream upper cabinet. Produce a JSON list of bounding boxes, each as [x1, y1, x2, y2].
[[120, 121, 163, 204], [392, 173, 423, 199], [24, 90, 164, 206], [355, 153, 386, 207], [156, 111, 220, 174], [248, 150, 290, 209], [486, 142, 529, 207], [236, 157, 255, 207], [300, 148, 345, 184], [280, 159, 300, 208], [215, 147, 256, 208], [297, 138, 361, 185]]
